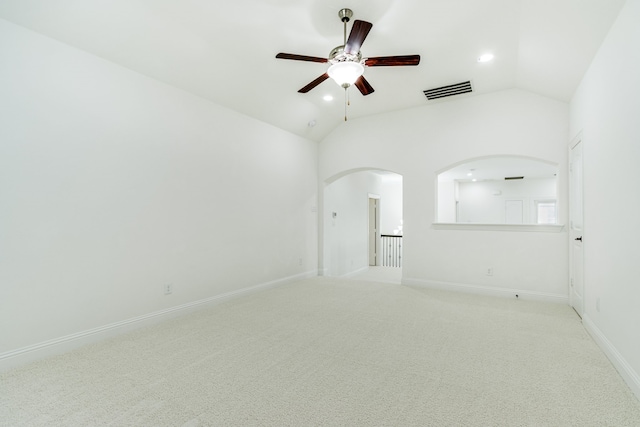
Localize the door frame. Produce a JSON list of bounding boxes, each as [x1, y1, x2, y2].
[[368, 194, 380, 266], [569, 133, 584, 317]]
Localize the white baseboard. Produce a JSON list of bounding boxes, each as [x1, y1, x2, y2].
[[402, 277, 568, 304], [582, 315, 640, 401], [0, 270, 316, 372]]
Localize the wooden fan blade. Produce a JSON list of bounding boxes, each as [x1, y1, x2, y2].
[[354, 75, 375, 96], [276, 53, 328, 63], [298, 73, 329, 93], [365, 55, 421, 67], [344, 20, 373, 54]]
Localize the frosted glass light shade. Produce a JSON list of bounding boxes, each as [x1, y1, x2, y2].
[[328, 62, 364, 87]]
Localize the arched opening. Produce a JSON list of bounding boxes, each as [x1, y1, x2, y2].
[[322, 168, 403, 283], [436, 156, 559, 224]]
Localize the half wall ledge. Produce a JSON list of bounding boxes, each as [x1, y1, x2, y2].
[[432, 223, 565, 232]]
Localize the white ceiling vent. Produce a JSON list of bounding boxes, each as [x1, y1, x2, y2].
[[423, 81, 473, 100]]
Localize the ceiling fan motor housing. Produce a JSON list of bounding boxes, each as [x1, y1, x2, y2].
[[330, 9, 364, 68], [329, 46, 363, 64]]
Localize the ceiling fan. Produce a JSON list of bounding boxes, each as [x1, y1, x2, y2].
[[276, 8, 420, 96]]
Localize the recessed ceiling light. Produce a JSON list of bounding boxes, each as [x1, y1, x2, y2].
[[472, 178, 478, 182], [478, 53, 494, 63], [323, 95, 334, 102], [467, 172, 473, 176]]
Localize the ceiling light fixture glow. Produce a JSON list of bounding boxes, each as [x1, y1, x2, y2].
[[327, 61, 364, 88], [323, 95, 334, 102], [478, 53, 494, 63]]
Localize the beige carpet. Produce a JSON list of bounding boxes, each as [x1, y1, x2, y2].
[[347, 266, 402, 284], [2, 277, 640, 426]]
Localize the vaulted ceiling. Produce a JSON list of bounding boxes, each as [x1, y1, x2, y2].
[[0, 0, 626, 141]]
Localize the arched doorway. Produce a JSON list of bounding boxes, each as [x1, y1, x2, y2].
[[321, 168, 403, 282]]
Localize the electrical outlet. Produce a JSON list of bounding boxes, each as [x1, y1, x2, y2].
[[486, 268, 494, 276], [164, 283, 173, 295]]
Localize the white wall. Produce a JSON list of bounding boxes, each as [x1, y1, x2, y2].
[[0, 19, 318, 362], [570, 0, 640, 397], [379, 174, 403, 235], [319, 88, 569, 299], [323, 171, 381, 276], [437, 181, 457, 223], [457, 178, 556, 224]]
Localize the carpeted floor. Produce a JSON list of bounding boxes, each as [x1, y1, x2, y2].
[[2, 276, 640, 426]]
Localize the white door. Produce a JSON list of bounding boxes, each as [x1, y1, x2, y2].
[[570, 139, 584, 317], [368, 198, 378, 266]]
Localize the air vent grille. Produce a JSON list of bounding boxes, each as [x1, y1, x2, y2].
[[423, 81, 473, 100], [505, 176, 524, 180]]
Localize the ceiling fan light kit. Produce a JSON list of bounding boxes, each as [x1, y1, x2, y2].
[[276, 8, 420, 119], [327, 61, 364, 88]]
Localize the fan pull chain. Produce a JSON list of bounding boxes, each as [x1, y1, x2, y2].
[[344, 88, 348, 121]]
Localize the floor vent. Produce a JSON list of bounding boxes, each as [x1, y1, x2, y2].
[[423, 81, 473, 100]]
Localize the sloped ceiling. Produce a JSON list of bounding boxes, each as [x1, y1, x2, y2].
[[0, 0, 626, 141]]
